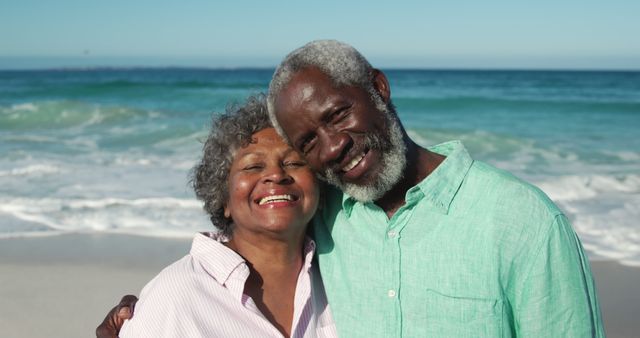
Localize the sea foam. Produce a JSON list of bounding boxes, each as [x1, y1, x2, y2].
[[2, 68, 638, 267], [0, 197, 210, 239], [536, 174, 640, 266]]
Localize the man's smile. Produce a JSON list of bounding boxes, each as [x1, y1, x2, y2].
[[342, 151, 366, 172], [338, 148, 378, 182]]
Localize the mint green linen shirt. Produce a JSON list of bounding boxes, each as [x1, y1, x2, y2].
[[313, 140, 604, 337]]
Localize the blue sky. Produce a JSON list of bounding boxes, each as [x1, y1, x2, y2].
[[1, 0, 639, 69]]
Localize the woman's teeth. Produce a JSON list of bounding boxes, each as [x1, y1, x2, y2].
[[258, 194, 294, 205]]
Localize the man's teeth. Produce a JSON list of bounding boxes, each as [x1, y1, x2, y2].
[[258, 194, 294, 205], [342, 153, 365, 172]]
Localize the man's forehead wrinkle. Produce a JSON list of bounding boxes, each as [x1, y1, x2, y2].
[[288, 82, 329, 120], [300, 86, 314, 102], [279, 76, 315, 110], [291, 78, 323, 109]]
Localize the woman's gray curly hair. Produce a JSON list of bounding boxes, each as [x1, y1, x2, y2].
[[192, 94, 272, 236]]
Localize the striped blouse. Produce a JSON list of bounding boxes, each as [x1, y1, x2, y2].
[[120, 232, 337, 337]]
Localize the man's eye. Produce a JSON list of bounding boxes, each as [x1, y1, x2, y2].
[[300, 136, 317, 154], [284, 160, 307, 168], [331, 106, 351, 123]]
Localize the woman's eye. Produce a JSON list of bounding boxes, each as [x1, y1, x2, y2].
[[243, 164, 263, 171]]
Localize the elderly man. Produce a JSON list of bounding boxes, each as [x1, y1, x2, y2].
[[266, 40, 603, 337], [99, 40, 604, 337]]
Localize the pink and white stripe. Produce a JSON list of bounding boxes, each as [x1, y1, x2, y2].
[[120, 233, 337, 337]]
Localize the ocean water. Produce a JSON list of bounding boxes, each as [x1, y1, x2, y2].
[[1, 68, 639, 267]]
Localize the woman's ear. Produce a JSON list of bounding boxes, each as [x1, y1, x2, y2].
[[223, 205, 230, 219]]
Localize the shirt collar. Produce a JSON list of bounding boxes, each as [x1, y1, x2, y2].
[[342, 140, 473, 215], [190, 232, 248, 286], [190, 232, 317, 286]]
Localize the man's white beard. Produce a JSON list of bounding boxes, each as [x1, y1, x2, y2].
[[322, 97, 407, 203]]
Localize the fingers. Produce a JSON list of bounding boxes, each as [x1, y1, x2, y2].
[[96, 306, 119, 338], [116, 306, 132, 320], [95, 295, 139, 338], [118, 295, 138, 317], [95, 326, 116, 338]]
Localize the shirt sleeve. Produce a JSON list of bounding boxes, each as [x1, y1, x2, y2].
[[512, 214, 605, 337]]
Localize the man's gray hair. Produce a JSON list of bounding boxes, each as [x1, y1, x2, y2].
[[191, 94, 271, 236], [267, 40, 376, 139]]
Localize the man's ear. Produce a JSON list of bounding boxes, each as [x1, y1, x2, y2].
[[372, 69, 391, 103]]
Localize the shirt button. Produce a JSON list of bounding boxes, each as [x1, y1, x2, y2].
[[387, 230, 397, 238], [388, 289, 396, 298]]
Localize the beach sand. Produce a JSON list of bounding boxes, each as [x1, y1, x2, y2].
[[0, 233, 191, 338], [591, 260, 640, 338], [0, 233, 638, 338]]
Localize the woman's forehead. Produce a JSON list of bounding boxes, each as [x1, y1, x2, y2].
[[234, 128, 295, 159], [245, 128, 288, 148]]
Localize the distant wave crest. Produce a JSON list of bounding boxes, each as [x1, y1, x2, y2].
[[0, 101, 160, 130]]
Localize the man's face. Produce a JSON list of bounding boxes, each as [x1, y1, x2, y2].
[[273, 67, 406, 202]]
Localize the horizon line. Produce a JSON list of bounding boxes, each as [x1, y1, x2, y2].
[[1, 65, 639, 72]]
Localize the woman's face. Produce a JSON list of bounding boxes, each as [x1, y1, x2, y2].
[[224, 127, 319, 238]]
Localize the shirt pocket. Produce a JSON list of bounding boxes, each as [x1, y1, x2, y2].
[[424, 289, 503, 337]]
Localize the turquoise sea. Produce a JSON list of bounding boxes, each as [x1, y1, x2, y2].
[[1, 68, 639, 266]]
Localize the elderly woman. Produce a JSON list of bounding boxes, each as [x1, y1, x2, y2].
[[117, 95, 336, 337]]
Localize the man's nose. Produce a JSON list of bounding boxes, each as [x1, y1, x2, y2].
[[317, 127, 351, 167]]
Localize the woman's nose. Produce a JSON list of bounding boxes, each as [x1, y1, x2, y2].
[[261, 165, 293, 184]]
